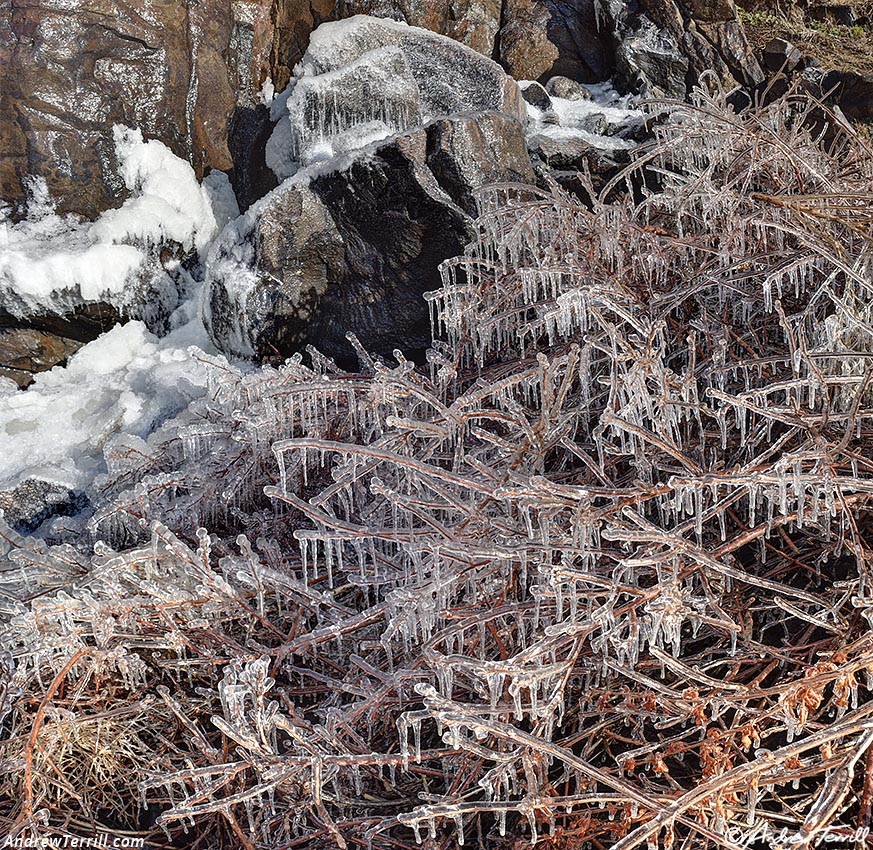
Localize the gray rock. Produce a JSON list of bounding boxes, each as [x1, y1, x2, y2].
[[822, 69, 873, 122], [297, 16, 524, 120], [269, 16, 526, 177], [521, 82, 553, 111], [528, 133, 631, 173], [763, 38, 803, 73], [206, 111, 534, 367], [616, 17, 689, 98], [0, 479, 88, 536], [545, 76, 593, 101]]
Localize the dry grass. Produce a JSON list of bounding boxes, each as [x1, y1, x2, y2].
[[739, 0, 873, 75]]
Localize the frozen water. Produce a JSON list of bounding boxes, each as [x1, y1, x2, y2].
[[266, 15, 523, 177], [1, 127, 222, 319], [0, 320, 216, 497], [522, 80, 644, 152]]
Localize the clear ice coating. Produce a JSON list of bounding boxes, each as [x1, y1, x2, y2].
[[266, 15, 524, 177], [5, 71, 873, 850]]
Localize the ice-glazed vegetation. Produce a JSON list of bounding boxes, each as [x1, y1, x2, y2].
[[4, 81, 873, 849]]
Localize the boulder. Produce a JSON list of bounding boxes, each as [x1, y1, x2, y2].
[[0, 478, 88, 536], [267, 15, 525, 177], [607, 0, 763, 96], [498, 0, 613, 82], [521, 82, 553, 111], [822, 69, 873, 122], [762, 37, 803, 73], [615, 16, 690, 98], [545, 76, 593, 100], [206, 111, 534, 366]]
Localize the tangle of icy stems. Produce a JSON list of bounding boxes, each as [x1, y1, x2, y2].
[[5, 83, 873, 849]]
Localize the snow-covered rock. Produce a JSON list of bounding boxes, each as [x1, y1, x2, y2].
[[266, 16, 525, 178], [0, 321, 214, 499], [1, 128, 227, 325]]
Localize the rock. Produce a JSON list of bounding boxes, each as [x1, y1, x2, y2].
[[521, 82, 553, 111], [615, 17, 690, 98], [340, 0, 503, 57], [0, 0, 252, 219], [693, 18, 765, 86], [295, 16, 524, 119], [267, 16, 525, 177], [228, 105, 280, 212], [822, 69, 873, 121], [607, 0, 763, 96], [545, 76, 593, 100], [206, 111, 534, 366], [762, 37, 803, 73], [0, 328, 84, 389], [683, 0, 737, 23], [0, 478, 88, 536], [528, 133, 632, 172], [424, 112, 536, 216], [498, 0, 613, 82]]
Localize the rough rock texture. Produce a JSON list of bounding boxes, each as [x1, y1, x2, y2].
[[0, 0, 260, 218], [609, 0, 763, 95], [207, 112, 534, 366], [498, 0, 613, 82], [822, 69, 873, 121], [546, 76, 593, 100], [763, 37, 803, 73], [268, 15, 526, 176], [0, 329, 84, 389], [0, 478, 88, 535]]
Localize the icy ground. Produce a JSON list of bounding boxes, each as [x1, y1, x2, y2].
[[0, 52, 643, 533], [521, 80, 644, 151]]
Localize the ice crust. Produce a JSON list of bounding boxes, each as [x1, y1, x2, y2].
[[0, 321, 214, 495], [0, 127, 221, 318], [266, 15, 522, 177]]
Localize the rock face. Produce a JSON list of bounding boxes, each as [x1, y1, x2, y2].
[[498, 0, 613, 82], [0, 328, 85, 389], [0, 478, 88, 536], [607, 0, 763, 96], [1, 0, 256, 218], [207, 111, 534, 366]]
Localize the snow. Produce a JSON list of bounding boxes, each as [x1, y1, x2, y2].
[[0, 127, 220, 318], [92, 127, 218, 254], [0, 321, 215, 495], [522, 80, 644, 151]]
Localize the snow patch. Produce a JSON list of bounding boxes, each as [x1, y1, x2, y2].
[[0, 128, 220, 318], [0, 321, 215, 495]]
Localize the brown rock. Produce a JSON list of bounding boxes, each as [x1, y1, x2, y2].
[[683, 0, 736, 23], [0, 329, 84, 388], [1, 0, 249, 218], [499, 0, 612, 83]]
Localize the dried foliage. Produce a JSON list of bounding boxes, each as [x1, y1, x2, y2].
[[4, 80, 873, 849]]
